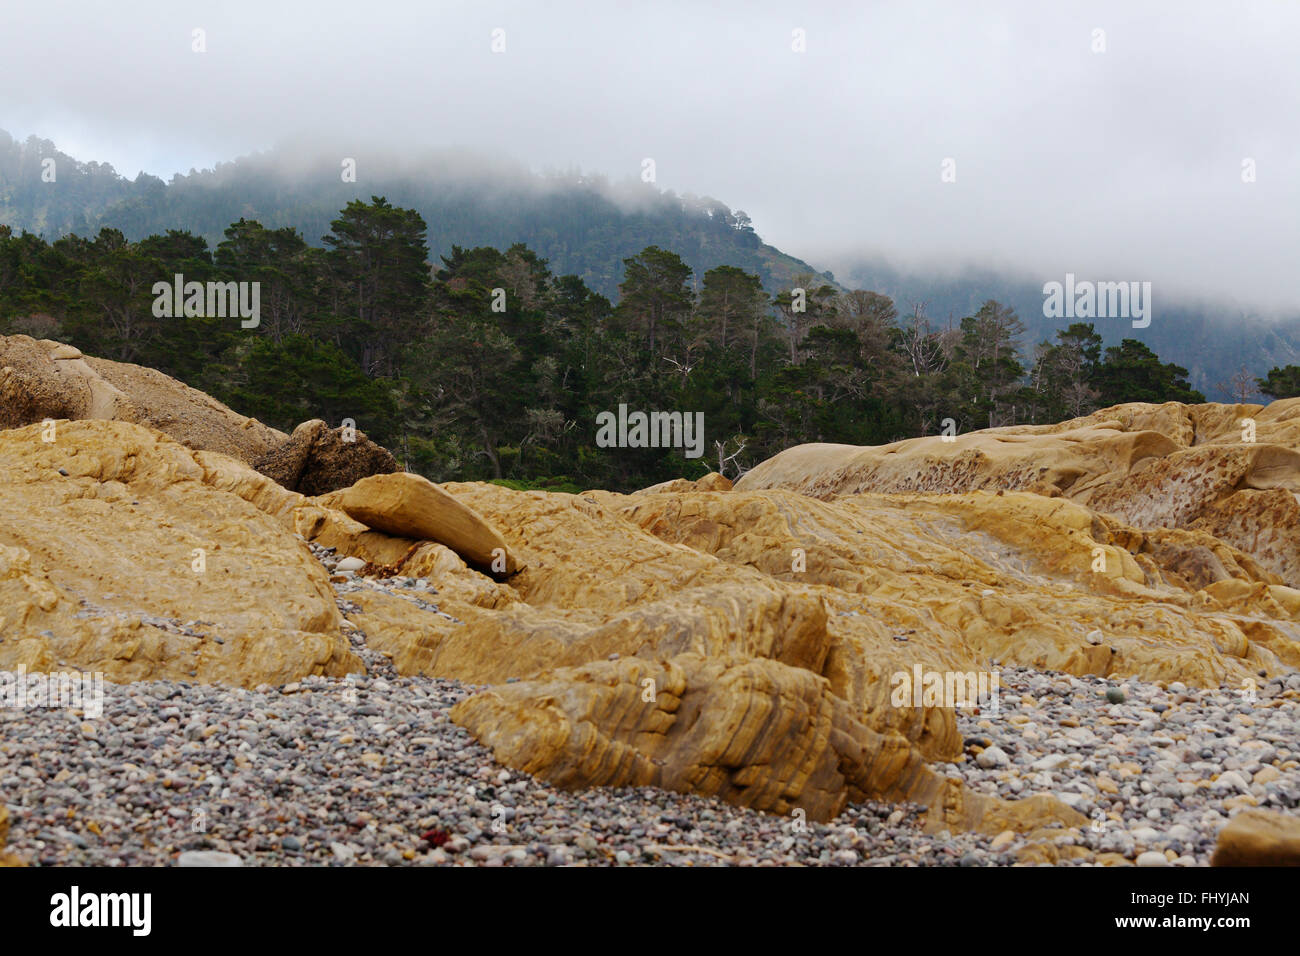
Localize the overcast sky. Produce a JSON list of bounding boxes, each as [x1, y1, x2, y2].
[[4, 0, 1298, 310]]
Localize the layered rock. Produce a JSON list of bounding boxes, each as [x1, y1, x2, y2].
[[0, 419, 359, 686], [4, 376, 1300, 837], [452, 653, 1082, 829], [0, 337, 401, 494], [735, 398, 1300, 586]]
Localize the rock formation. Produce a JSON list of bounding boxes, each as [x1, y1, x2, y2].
[[0, 335, 400, 493], [0, 419, 359, 686], [3, 348, 1299, 839], [322, 472, 518, 573], [735, 398, 1300, 586]]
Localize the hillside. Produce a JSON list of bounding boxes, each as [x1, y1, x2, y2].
[[834, 256, 1300, 402], [6, 129, 1299, 400], [0, 130, 833, 299]]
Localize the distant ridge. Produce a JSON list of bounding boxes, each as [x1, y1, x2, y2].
[[0, 130, 835, 299]]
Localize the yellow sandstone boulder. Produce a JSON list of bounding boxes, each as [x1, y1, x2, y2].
[[322, 472, 520, 574]]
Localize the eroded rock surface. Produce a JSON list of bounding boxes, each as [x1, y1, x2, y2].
[[0, 420, 358, 686], [736, 398, 1300, 585]]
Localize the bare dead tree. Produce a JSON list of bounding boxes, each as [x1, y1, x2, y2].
[[714, 437, 748, 478], [1216, 365, 1261, 405]]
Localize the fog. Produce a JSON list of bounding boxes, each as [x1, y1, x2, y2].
[[4, 0, 1298, 310]]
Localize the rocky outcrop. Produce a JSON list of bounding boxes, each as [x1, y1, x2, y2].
[[735, 398, 1300, 586], [0, 419, 359, 686], [252, 419, 400, 496], [1210, 809, 1300, 866], [3, 375, 1299, 837], [451, 653, 1083, 829], [0, 334, 285, 462]]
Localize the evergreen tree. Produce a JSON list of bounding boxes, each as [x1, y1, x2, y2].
[[1093, 339, 1206, 405], [1257, 365, 1300, 399]]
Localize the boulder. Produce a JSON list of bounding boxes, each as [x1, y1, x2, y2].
[[323, 472, 519, 574], [0, 334, 285, 462], [1210, 810, 1300, 866], [252, 419, 399, 495], [451, 652, 1085, 830]]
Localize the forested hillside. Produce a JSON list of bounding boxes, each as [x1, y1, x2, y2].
[[0, 130, 831, 300], [837, 256, 1300, 402], [8, 196, 1290, 493], [6, 129, 1299, 402]]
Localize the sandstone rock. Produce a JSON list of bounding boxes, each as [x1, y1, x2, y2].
[[736, 398, 1300, 585], [324, 472, 519, 574], [4, 388, 1298, 835], [0, 420, 360, 686], [635, 472, 734, 495], [0, 334, 285, 462], [1210, 809, 1300, 866], [252, 419, 399, 496], [605, 486, 1298, 687], [451, 653, 1085, 830]]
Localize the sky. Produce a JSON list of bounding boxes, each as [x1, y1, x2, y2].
[[3, 0, 1299, 310]]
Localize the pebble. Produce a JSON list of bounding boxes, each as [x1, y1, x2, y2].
[[976, 746, 1010, 769]]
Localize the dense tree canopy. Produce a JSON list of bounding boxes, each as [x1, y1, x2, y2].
[[0, 198, 1222, 491]]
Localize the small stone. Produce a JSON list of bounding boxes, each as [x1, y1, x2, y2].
[[976, 745, 1010, 769], [1032, 754, 1071, 772], [1136, 850, 1169, 867], [1254, 766, 1281, 785]]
